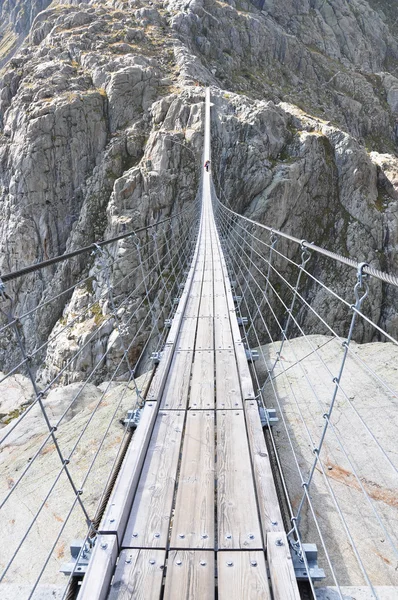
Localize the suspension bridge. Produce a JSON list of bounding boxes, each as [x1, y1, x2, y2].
[[0, 89, 397, 600]]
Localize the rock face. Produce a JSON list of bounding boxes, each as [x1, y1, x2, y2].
[[258, 335, 398, 587], [0, 0, 397, 373]]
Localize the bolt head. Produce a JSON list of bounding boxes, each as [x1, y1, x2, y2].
[[200, 560, 206, 566], [132, 532, 138, 538], [149, 559, 155, 565], [251, 560, 257, 567], [227, 561, 234, 567], [248, 533, 254, 539], [154, 533, 160, 538], [179, 533, 185, 539], [226, 533, 232, 539], [100, 543, 107, 550], [201, 533, 208, 539], [176, 559, 182, 566]]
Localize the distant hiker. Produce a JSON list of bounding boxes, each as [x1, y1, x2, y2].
[[204, 160, 210, 172]]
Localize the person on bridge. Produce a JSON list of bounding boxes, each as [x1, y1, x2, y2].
[[204, 159, 211, 172]]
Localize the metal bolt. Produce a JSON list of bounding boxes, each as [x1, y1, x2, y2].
[[179, 533, 185, 539], [200, 560, 206, 566], [125, 556, 132, 564], [226, 534, 232, 539], [251, 560, 257, 567], [271, 521, 278, 526], [176, 559, 182, 566], [110, 518, 115, 523], [149, 559, 156, 565], [227, 561, 234, 567], [275, 538, 284, 546], [201, 534, 208, 539], [154, 533, 160, 538], [132, 532, 138, 538], [100, 543, 108, 550], [248, 533, 254, 539]]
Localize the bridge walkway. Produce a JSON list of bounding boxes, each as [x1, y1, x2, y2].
[[78, 89, 300, 600]]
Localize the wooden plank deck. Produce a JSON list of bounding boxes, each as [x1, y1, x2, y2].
[[170, 411, 215, 549], [108, 550, 165, 600], [163, 551, 215, 599], [81, 89, 300, 600], [123, 411, 184, 549], [217, 410, 263, 549], [218, 551, 271, 600], [267, 532, 301, 600]]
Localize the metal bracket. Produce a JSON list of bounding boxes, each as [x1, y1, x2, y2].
[[233, 295, 242, 306], [292, 543, 325, 581], [173, 297, 180, 305], [164, 319, 172, 329], [237, 316, 248, 327], [60, 539, 92, 577], [151, 352, 162, 364], [245, 349, 259, 362], [259, 406, 278, 427], [123, 408, 142, 429]]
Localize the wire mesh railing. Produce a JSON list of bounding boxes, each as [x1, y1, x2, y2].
[[0, 203, 200, 599], [213, 184, 398, 599]]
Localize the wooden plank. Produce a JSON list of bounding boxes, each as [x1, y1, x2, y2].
[[108, 549, 165, 600], [195, 316, 214, 350], [78, 535, 118, 600], [216, 350, 242, 409], [235, 342, 256, 400], [184, 291, 201, 317], [214, 293, 229, 318], [218, 551, 271, 600], [190, 350, 215, 409], [267, 532, 301, 600], [147, 345, 173, 401], [177, 318, 197, 350], [163, 551, 215, 600], [170, 412, 215, 549], [244, 401, 283, 534], [99, 402, 158, 533], [199, 292, 213, 317], [217, 410, 263, 549], [123, 411, 184, 548], [161, 351, 193, 409], [214, 316, 233, 350]]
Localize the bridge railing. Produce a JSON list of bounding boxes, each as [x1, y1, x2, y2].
[[0, 202, 200, 600], [213, 188, 398, 598]]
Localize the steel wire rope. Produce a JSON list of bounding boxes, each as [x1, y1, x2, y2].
[[0, 225, 193, 468], [0, 265, 180, 582], [0, 232, 167, 337], [42, 209, 201, 597], [215, 201, 398, 350], [216, 207, 397, 590], [213, 194, 398, 289], [232, 244, 398, 579], [0, 233, 175, 394], [0, 210, 200, 591], [0, 208, 195, 284], [218, 221, 372, 598], [217, 207, 398, 475], [215, 208, 341, 597], [0, 242, 180, 447], [217, 210, 398, 475]]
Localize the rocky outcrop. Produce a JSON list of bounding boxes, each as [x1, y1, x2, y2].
[[0, 0, 397, 379], [0, 0, 52, 68]]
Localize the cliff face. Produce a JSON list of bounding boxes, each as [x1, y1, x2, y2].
[[0, 0, 397, 380]]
